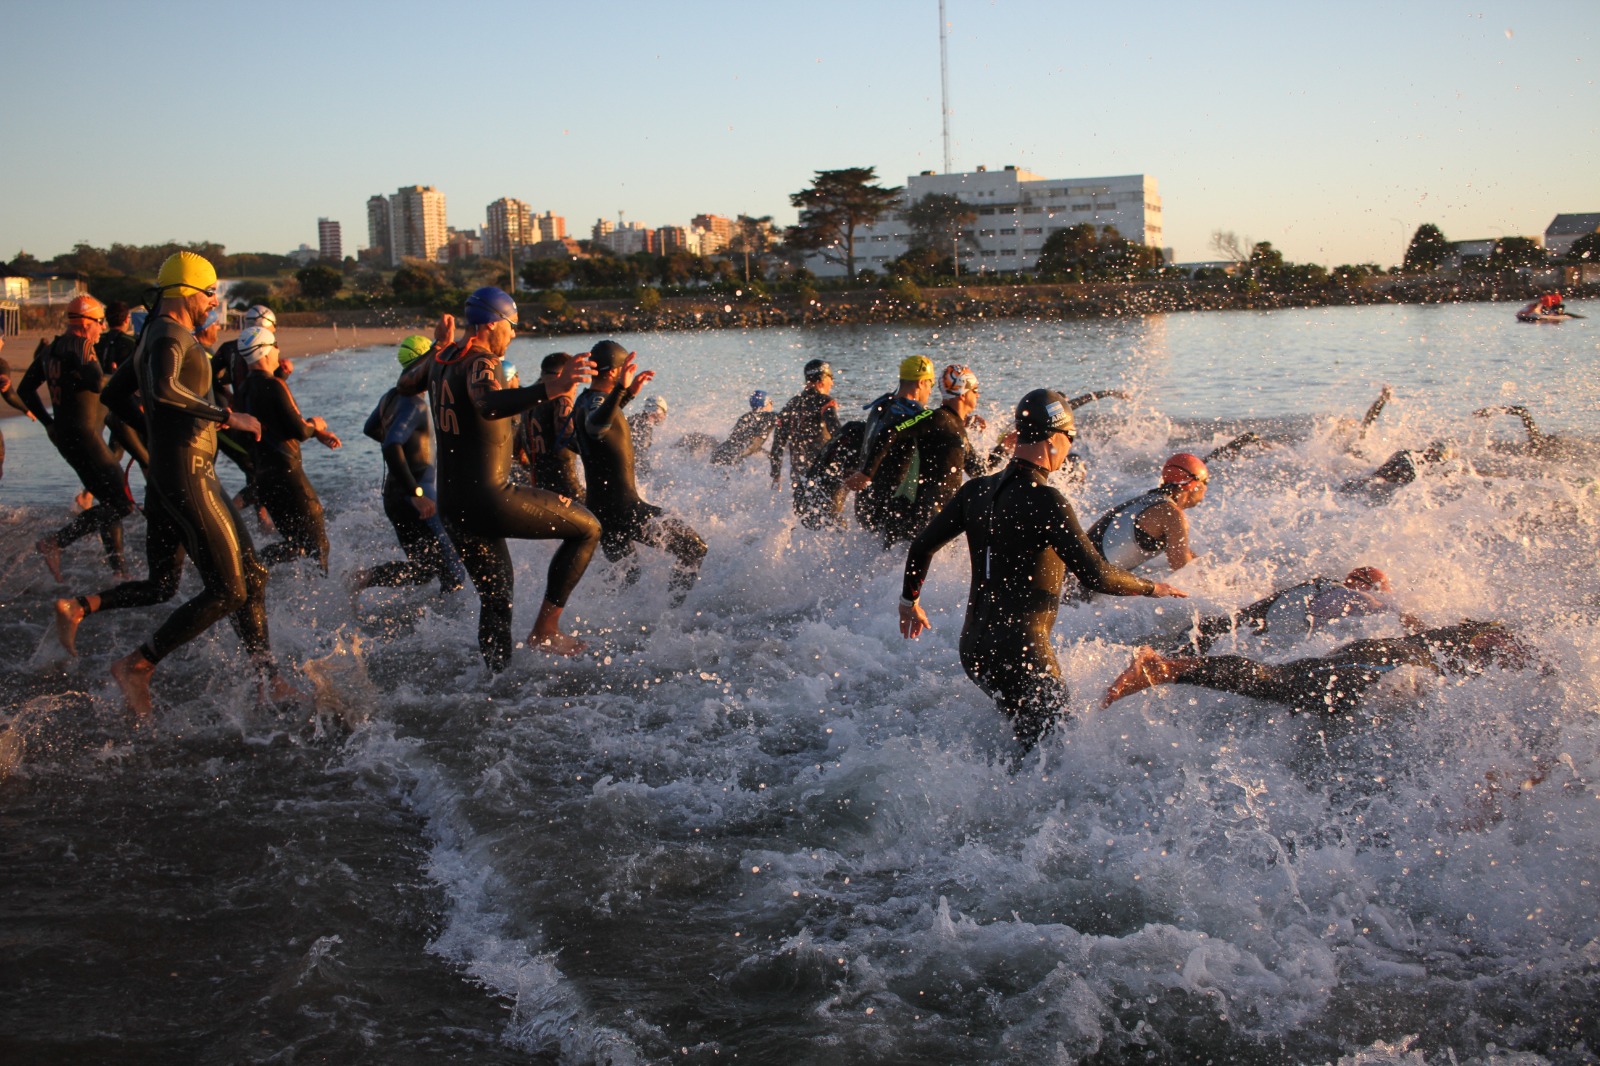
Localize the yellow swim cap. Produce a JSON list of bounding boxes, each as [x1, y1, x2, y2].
[[899, 355, 936, 381], [155, 250, 218, 295], [396, 335, 433, 368]]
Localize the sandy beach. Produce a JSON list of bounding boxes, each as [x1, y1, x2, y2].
[[0, 325, 412, 419]]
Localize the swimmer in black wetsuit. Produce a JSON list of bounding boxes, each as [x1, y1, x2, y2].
[[795, 419, 866, 530], [574, 340, 707, 606], [845, 355, 937, 538], [709, 391, 778, 466], [1081, 452, 1209, 590], [108, 251, 298, 718], [19, 294, 137, 581], [1176, 566, 1424, 654], [627, 395, 668, 479], [210, 304, 277, 518], [234, 327, 341, 573], [1103, 621, 1533, 712], [396, 287, 600, 667], [0, 341, 40, 485], [348, 335, 466, 596], [900, 389, 1186, 752], [1473, 404, 1578, 460], [1338, 441, 1452, 503], [770, 358, 840, 502], [515, 351, 585, 499], [94, 301, 149, 472]]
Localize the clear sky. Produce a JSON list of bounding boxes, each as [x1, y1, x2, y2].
[[2, 0, 1594, 268]]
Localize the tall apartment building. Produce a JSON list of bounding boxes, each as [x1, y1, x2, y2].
[[317, 218, 342, 262], [486, 197, 533, 260], [533, 211, 566, 243], [656, 226, 690, 256], [377, 184, 449, 265], [692, 213, 733, 255], [595, 221, 655, 256], [366, 196, 391, 262], [800, 166, 1162, 277]]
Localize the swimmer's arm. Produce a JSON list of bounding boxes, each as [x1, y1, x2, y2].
[[147, 337, 230, 423], [98, 356, 144, 430], [1148, 503, 1195, 570], [1049, 496, 1160, 598], [1359, 384, 1392, 434], [362, 399, 386, 443], [17, 355, 52, 426], [380, 411, 425, 495], [900, 491, 969, 636], [0, 376, 30, 414], [1067, 388, 1127, 409], [769, 412, 789, 483]]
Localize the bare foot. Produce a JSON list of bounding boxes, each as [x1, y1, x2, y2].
[[36, 538, 63, 582], [1102, 647, 1181, 707], [54, 598, 85, 656], [528, 630, 587, 657], [111, 652, 156, 718], [74, 490, 94, 511]]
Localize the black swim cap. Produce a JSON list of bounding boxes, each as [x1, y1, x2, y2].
[[1014, 388, 1076, 442], [591, 340, 630, 370], [804, 358, 832, 381]]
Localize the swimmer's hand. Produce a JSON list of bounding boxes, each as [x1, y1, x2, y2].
[[1147, 582, 1187, 598], [316, 430, 342, 450], [433, 314, 455, 348], [411, 495, 437, 520], [899, 600, 932, 639], [227, 411, 262, 440], [554, 354, 594, 393]]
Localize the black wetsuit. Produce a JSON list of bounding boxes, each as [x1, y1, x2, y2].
[[896, 405, 1005, 544], [795, 420, 865, 530], [95, 327, 149, 470], [83, 359, 186, 614], [20, 332, 135, 572], [402, 342, 600, 672], [209, 337, 260, 497], [1339, 449, 1434, 503], [237, 369, 330, 573], [904, 458, 1156, 749], [854, 393, 931, 540], [519, 392, 584, 498], [627, 411, 659, 479], [357, 388, 464, 592], [127, 315, 274, 672], [1183, 577, 1392, 653], [770, 388, 840, 498], [1160, 629, 1489, 715], [574, 383, 707, 603], [710, 409, 777, 466]]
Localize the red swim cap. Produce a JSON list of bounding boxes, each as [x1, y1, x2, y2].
[[1345, 566, 1391, 593], [1161, 452, 1208, 485], [66, 294, 105, 322]]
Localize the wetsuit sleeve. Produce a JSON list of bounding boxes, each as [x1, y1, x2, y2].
[[18, 352, 52, 426], [902, 482, 972, 601], [857, 412, 909, 481], [1044, 488, 1155, 597], [470, 368, 552, 421], [769, 402, 793, 481], [261, 377, 313, 441], [148, 334, 230, 424], [381, 400, 427, 494], [362, 399, 385, 443], [1068, 389, 1123, 409], [0, 379, 27, 415], [583, 383, 627, 434], [99, 356, 147, 437]]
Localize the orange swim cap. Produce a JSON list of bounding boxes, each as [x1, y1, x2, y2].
[[1161, 452, 1208, 485]]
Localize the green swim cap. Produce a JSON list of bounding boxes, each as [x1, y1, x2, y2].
[[396, 335, 432, 368]]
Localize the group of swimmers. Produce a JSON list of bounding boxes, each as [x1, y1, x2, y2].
[[6, 254, 1551, 767]]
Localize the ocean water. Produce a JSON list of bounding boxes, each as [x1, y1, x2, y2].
[[1, 302, 1597, 1064]]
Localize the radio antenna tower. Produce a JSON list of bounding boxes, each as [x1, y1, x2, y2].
[[939, 0, 953, 173]]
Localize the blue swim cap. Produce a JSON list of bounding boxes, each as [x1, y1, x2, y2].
[[749, 390, 770, 410], [464, 286, 517, 326]]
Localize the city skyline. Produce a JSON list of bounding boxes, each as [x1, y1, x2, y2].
[[2, 0, 1593, 269]]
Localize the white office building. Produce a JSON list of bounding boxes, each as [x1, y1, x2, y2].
[[801, 165, 1162, 277]]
